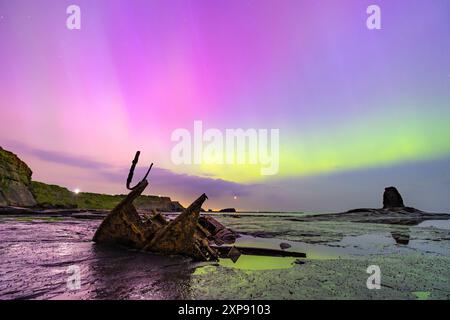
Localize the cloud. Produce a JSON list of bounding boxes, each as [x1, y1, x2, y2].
[[99, 166, 255, 198], [2, 140, 256, 199], [2, 140, 106, 170]]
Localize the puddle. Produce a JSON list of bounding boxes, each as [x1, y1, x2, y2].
[[194, 255, 300, 273], [233, 235, 341, 260], [335, 232, 415, 255], [219, 255, 300, 270], [192, 233, 343, 274], [339, 233, 395, 250]]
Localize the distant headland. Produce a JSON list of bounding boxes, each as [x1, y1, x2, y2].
[[0, 146, 184, 212]]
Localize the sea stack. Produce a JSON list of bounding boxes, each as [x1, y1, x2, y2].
[[383, 186, 405, 209]]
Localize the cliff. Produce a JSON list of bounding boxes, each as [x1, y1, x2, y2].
[[0, 147, 37, 207]]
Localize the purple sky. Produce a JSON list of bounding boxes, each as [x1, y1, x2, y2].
[[1, 0, 449, 211]]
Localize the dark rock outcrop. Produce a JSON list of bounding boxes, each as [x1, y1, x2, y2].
[[391, 231, 410, 245], [0, 192, 6, 206], [292, 186, 449, 226], [279, 242, 292, 250], [134, 196, 185, 212], [383, 186, 405, 208], [170, 201, 184, 212], [220, 208, 236, 213], [0, 146, 37, 207], [227, 247, 242, 263]]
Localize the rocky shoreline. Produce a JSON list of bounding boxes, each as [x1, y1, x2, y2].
[[2, 187, 449, 228], [2, 146, 449, 227]]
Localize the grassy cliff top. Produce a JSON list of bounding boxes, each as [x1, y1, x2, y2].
[[31, 181, 182, 211]]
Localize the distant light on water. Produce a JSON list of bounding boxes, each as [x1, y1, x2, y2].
[[233, 196, 237, 200]]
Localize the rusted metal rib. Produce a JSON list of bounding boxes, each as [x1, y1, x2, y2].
[[126, 151, 153, 190]]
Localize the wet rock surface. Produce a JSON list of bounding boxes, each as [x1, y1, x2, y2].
[[0, 212, 449, 299], [280, 243, 292, 250]]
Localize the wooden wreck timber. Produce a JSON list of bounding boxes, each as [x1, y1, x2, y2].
[[93, 151, 231, 261], [143, 193, 219, 260]]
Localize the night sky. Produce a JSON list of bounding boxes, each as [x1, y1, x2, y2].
[[1, 0, 449, 211]]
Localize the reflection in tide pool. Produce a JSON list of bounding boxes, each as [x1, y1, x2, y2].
[[412, 291, 431, 300], [220, 255, 298, 271], [417, 219, 450, 230], [194, 255, 300, 274]]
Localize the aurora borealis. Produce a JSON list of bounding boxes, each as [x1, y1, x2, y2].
[[0, 0, 449, 211]]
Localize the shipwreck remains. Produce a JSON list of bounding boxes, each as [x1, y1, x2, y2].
[[93, 151, 236, 261], [93, 151, 310, 262]]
